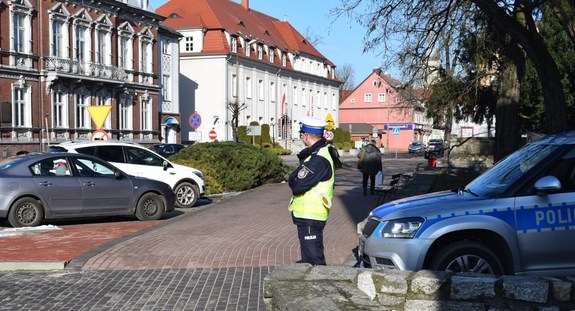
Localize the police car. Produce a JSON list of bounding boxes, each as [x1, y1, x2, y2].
[[358, 131, 575, 276]]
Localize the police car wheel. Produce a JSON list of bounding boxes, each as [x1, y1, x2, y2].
[[429, 241, 504, 275]]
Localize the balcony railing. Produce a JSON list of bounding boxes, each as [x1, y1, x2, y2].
[[43, 57, 130, 82]]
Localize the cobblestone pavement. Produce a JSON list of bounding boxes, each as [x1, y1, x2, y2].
[[0, 154, 429, 310]]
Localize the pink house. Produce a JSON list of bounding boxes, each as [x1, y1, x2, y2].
[[339, 69, 432, 151]]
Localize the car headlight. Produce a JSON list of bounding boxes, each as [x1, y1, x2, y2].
[[381, 217, 424, 238], [193, 170, 204, 178]]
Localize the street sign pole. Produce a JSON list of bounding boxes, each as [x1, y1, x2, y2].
[[392, 127, 400, 159]]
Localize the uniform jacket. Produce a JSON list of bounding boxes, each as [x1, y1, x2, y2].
[[288, 138, 335, 222]]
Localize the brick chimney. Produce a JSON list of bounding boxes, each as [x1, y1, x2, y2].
[[241, 0, 249, 10]]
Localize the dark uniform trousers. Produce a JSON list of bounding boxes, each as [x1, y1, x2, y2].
[[293, 215, 326, 265]]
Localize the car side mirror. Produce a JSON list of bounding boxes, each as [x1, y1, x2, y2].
[[163, 160, 169, 171], [114, 170, 122, 179], [534, 175, 561, 194]]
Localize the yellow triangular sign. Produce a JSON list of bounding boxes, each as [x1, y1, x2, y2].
[[87, 105, 112, 129], [325, 113, 335, 130]]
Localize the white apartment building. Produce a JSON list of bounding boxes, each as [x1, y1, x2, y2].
[[157, 0, 341, 144]]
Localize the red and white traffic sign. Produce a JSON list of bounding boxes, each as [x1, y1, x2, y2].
[[208, 130, 217, 140], [324, 130, 334, 141], [89, 129, 109, 140]]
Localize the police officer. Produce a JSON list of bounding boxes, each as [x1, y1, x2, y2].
[[288, 116, 335, 265]]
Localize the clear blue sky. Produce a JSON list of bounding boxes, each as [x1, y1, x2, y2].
[[149, 0, 398, 87]]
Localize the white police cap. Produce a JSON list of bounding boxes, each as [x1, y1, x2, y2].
[[299, 116, 327, 134]]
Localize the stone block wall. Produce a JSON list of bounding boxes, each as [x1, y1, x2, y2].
[[263, 264, 575, 310]]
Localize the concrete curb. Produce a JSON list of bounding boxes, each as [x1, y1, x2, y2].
[[0, 261, 66, 271]]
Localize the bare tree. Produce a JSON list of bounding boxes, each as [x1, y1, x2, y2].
[[302, 26, 323, 46], [227, 100, 247, 142], [336, 63, 356, 90], [333, 0, 570, 134]]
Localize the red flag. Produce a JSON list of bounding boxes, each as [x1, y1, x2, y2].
[[281, 93, 286, 116]]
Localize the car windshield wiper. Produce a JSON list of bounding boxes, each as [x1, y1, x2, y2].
[[456, 187, 479, 197]]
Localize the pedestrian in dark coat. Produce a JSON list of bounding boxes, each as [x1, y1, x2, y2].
[[357, 140, 383, 195]]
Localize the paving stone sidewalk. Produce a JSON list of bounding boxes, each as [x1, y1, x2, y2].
[[0, 154, 433, 310]]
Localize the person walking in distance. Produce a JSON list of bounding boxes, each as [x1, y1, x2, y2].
[[288, 116, 336, 265], [357, 140, 383, 195]]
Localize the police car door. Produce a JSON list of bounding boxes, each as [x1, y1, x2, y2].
[[514, 148, 575, 274]]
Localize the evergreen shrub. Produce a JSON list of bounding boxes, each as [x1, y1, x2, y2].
[[170, 141, 289, 195]]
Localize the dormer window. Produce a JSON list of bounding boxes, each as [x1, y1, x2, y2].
[[245, 42, 250, 57], [231, 36, 237, 53], [281, 52, 286, 67], [185, 36, 193, 52], [257, 45, 263, 60], [269, 48, 275, 63]]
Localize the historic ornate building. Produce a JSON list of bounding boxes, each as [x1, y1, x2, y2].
[[0, 0, 172, 155]]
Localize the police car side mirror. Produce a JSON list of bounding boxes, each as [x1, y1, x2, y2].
[[534, 175, 561, 194]]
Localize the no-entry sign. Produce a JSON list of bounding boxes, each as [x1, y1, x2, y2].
[[209, 130, 217, 140]]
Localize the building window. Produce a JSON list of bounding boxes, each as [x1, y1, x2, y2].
[[257, 45, 263, 60], [51, 20, 64, 57], [139, 28, 154, 75], [13, 87, 29, 127], [270, 81, 276, 102], [13, 13, 26, 53], [245, 43, 251, 57], [162, 75, 170, 101], [258, 80, 264, 100], [141, 41, 150, 72], [245, 77, 252, 99], [281, 53, 287, 67], [117, 23, 135, 70], [232, 74, 237, 97], [75, 91, 90, 129], [231, 37, 237, 53], [269, 48, 275, 63], [185, 36, 193, 52], [74, 25, 87, 61], [162, 39, 169, 55], [377, 93, 385, 102], [52, 91, 68, 128], [119, 36, 129, 68], [120, 95, 133, 130], [364, 93, 372, 102], [96, 30, 106, 64], [141, 98, 151, 131]]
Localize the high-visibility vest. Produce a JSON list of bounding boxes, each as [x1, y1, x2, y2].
[[289, 146, 334, 221]]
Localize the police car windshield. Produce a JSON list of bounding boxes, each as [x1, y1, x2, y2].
[[466, 142, 560, 197]]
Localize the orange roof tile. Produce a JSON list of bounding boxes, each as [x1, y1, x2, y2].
[[157, 0, 334, 66]]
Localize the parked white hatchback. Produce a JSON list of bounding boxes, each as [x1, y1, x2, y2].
[[51, 141, 205, 208]]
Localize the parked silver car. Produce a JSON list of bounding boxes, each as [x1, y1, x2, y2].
[[359, 131, 575, 276], [0, 153, 175, 227], [51, 141, 204, 208]]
